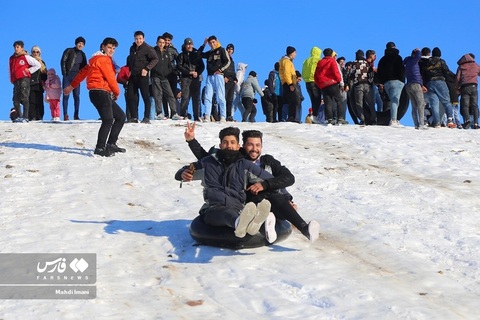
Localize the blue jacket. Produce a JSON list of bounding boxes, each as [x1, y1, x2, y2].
[[404, 50, 423, 85]]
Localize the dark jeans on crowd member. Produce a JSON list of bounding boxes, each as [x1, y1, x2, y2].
[[127, 74, 151, 120], [282, 83, 298, 120], [353, 83, 375, 123], [322, 84, 343, 121], [460, 84, 479, 125], [89, 90, 126, 149], [152, 77, 177, 118], [162, 73, 179, 117], [62, 74, 80, 118], [249, 193, 306, 230], [305, 81, 322, 116], [13, 78, 30, 118], [180, 77, 202, 120], [225, 80, 235, 118], [201, 205, 242, 228], [241, 97, 257, 122], [274, 94, 282, 122], [29, 86, 44, 120]]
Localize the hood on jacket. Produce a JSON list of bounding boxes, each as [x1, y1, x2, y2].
[[310, 46, 322, 58], [384, 47, 400, 56], [47, 68, 56, 76], [237, 62, 248, 72], [457, 53, 475, 65]]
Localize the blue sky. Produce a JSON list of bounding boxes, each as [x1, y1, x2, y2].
[[1, 0, 479, 126]]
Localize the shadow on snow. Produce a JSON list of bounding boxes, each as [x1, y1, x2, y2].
[[0, 142, 92, 156], [70, 219, 297, 263]]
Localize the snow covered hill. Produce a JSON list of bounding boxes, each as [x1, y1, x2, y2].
[[0, 120, 479, 319]]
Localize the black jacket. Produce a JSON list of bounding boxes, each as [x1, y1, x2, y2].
[[177, 48, 205, 78], [186, 139, 294, 196], [376, 48, 405, 84], [175, 149, 273, 212], [198, 44, 231, 75], [128, 42, 159, 76], [60, 47, 87, 76], [151, 47, 173, 79]]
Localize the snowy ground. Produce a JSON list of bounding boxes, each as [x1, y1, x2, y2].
[[0, 120, 479, 319]]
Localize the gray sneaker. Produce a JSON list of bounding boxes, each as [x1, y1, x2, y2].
[[246, 199, 271, 236], [234, 202, 257, 238]]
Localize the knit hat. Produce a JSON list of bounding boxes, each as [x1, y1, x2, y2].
[[286, 46, 296, 56], [386, 41, 396, 49], [295, 70, 302, 78], [75, 36, 86, 45], [249, 71, 257, 77], [432, 47, 442, 57], [226, 43, 234, 51], [183, 38, 193, 45]]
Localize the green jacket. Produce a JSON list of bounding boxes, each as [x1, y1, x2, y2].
[[302, 47, 322, 83]]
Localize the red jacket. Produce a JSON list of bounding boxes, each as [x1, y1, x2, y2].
[[70, 52, 120, 97], [9, 53, 31, 83], [314, 56, 342, 89]]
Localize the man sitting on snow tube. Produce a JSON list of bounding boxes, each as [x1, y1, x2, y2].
[[176, 126, 284, 247], [180, 123, 320, 246]]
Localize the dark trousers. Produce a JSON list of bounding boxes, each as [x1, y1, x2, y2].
[[322, 84, 343, 120], [89, 90, 126, 149], [13, 78, 30, 118], [180, 77, 202, 120], [202, 205, 241, 228], [241, 97, 257, 122], [305, 81, 322, 116], [460, 84, 479, 124], [225, 80, 235, 118], [127, 75, 151, 120], [29, 87, 44, 120], [152, 77, 177, 117], [249, 193, 306, 230], [282, 83, 298, 119]]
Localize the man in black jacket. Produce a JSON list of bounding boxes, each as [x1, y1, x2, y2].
[[60, 36, 87, 121], [127, 31, 158, 124], [177, 38, 205, 121], [151, 36, 181, 120], [182, 122, 320, 242]]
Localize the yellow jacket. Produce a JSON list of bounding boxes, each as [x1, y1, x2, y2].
[[279, 56, 296, 86]]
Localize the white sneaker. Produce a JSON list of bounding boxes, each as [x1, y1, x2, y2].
[[307, 221, 320, 243], [419, 124, 429, 130], [171, 114, 183, 120], [203, 115, 211, 123], [264, 212, 277, 243], [246, 199, 271, 236], [219, 117, 226, 123], [234, 202, 257, 238]]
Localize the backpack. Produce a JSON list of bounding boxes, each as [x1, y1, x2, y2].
[[117, 65, 130, 85]]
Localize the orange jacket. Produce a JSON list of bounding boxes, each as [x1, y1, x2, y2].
[[70, 53, 120, 97]]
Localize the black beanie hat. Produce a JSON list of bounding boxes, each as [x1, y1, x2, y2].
[[286, 46, 296, 56], [432, 47, 442, 57], [249, 71, 257, 77], [75, 36, 86, 45]]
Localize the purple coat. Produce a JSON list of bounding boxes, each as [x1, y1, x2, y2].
[[403, 50, 423, 85]]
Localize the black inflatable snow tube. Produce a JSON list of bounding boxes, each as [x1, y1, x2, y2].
[[348, 86, 409, 126], [190, 215, 292, 249]]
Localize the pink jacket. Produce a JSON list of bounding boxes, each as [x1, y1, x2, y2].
[[44, 68, 62, 100]]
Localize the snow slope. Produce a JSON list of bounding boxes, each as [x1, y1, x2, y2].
[[0, 120, 479, 319]]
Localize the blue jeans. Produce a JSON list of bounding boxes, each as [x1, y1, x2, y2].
[[204, 74, 226, 119], [384, 80, 404, 121], [62, 74, 81, 118], [426, 80, 454, 125]]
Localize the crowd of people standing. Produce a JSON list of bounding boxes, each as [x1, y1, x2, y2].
[[8, 33, 480, 129]]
